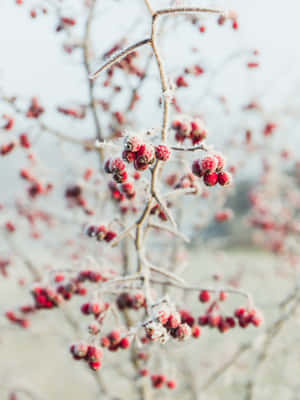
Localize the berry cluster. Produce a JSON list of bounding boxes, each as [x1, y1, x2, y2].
[[81, 300, 109, 317], [5, 311, 30, 329], [197, 290, 263, 333], [150, 203, 168, 221], [117, 292, 146, 310], [150, 374, 177, 390], [85, 224, 117, 243], [100, 330, 131, 351], [172, 118, 207, 145], [70, 343, 103, 371], [65, 185, 93, 215], [192, 153, 232, 187]]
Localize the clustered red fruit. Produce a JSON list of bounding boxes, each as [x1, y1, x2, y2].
[[172, 118, 207, 145], [143, 306, 203, 344], [105, 157, 128, 183], [5, 311, 29, 329], [26, 97, 44, 118], [234, 308, 264, 328], [117, 292, 146, 310], [81, 300, 109, 318], [32, 286, 64, 309], [150, 203, 168, 221], [6, 268, 115, 327], [192, 153, 232, 187], [151, 374, 177, 390], [100, 330, 131, 352], [105, 138, 171, 194], [65, 184, 93, 214], [70, 343, 103, 371], [197, 291, 263, 333], [173, 172, 198, 193], [86, 224, 117, 243]]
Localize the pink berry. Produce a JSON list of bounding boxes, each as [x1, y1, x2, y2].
[[124, 136, 142, 152], [167, 380, 177, 389], [122, 150, 136, 163], [213, 152, 226, 171], [155, 145, 171, 161], [192, 325, 202, 338], [201, 155, 218, 173], [219, 291, 228, 301]]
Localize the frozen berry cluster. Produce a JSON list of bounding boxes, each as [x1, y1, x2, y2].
[[192, 153, 232, 187], [85, 224, 117, 243], [172, 118, 207, 145]]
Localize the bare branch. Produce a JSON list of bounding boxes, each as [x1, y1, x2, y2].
[[89, 38, 151, 80]]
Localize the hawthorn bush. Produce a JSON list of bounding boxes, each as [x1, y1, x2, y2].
[[0, 1, 299, 399]]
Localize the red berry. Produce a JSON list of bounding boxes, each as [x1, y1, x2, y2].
[[167, 380, 177, 389], [119, 337, 131, 349], [89, 360, 102, 370], [139, 369, 149, 377], [122, 150, 136, 163], [219, 291, 228, 301], [192, 325, 202, 338], [204, 172, 218, 187], [199, 290, 210, 303], [218, 171, 232, 186], [176, 76, 188, 88], [155, 145, 171, 161], [104, 231, 117, 242], [124, 136, 142, 152], [201, 155, 218, 173]]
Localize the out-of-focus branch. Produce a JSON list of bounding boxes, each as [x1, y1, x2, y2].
[[83, 0, 105, 160]]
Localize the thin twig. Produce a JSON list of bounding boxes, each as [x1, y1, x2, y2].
[[89, 38, 151, 80]]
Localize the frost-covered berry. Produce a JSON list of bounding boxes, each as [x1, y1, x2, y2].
[[218, 171, 232, 186], [174, 323, 191, 341], [87, 346, 103, 362], [203, 172, 218, 186], [213, 152, 226, 171], [124, 136, 142, 152], [155, 145, 171, 161], [166, 312, 181, 329], [136, 144, 155, 164], [71, 342, 89, 358], [113, 169, 128, 183], [201, 155, 218, 173], [122, 150, 136, 163]]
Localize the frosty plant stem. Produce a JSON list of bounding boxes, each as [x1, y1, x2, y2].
[[90, 2, 227, 278]]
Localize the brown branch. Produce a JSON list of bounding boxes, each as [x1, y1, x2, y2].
[[155, 7, 224, 17], [89, 38, 151, 80]]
